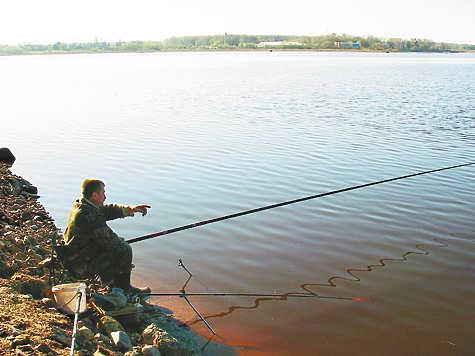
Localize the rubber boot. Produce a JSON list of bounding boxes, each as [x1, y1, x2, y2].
[[113, 270, 151, 296]]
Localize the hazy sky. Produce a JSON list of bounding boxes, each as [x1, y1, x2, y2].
[[1, 0, 474, 45]]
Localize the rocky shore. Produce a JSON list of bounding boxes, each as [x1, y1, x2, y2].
[[0, 160, 203, 356]]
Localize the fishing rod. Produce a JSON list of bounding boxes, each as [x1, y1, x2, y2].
[[151, 290, 372, 335], [152, 259, 373, 335], [126, 162, 475, 244], [149, 291, 373, 302]]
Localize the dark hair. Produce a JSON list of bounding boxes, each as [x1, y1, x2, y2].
[[81, 179, 104, 199]]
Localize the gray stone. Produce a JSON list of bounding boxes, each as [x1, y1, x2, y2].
[[77, 326, 94, 345], [142, 345, 161, 356], [0, 148, 15, 166], [111, 330, 132, 351], [129, 332, 141, 346], [50, 326, 71, 346], [42, 297, 56, 308], [34, 342, 55, 353], [9, 327, 23, 336], [94, 333, 112, 345]]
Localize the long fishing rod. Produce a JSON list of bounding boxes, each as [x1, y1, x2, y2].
[[150, 290, 372, 335], [152, 259, 373, 335], [126, 162, 475, 244], [149, 291, 373, 302]]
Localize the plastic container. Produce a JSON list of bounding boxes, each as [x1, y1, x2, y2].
[[52, 283, 87, 314]]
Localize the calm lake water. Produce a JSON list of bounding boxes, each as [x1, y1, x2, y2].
[[2, 51, 475, 355]]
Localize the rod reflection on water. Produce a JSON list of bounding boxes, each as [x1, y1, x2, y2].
[[301, 238, 451, 291], [173, 236, 454, 331]]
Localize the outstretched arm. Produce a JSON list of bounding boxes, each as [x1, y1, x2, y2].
[[130, 205, 151, 216], [119, 204, 152, 217]]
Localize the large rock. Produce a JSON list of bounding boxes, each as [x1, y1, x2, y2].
[[10, 273, 47, 298], [77, 326, 95, 346], [49, 326, 71, 346], [34, 343, 55, 354], [0, 148, 15, 166], [142, 345, 161, 356], [110, 330, 132, 351], [141, 323, 201, 356], [97, 316, 125, 335]]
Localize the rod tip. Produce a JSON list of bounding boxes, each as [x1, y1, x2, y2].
[[353, 298, 373, 302]]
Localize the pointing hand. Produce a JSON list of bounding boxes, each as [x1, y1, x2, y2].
[[131, 205, 151, 216]]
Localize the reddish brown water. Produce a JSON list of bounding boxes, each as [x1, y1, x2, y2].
[[3, 52, 474, 355], [137, 168, 475, 356]]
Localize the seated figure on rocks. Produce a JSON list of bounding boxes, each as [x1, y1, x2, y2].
[[63, 178, 151, 295]]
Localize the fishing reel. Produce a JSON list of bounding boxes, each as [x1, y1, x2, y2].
[[126, 294, 141, 304]]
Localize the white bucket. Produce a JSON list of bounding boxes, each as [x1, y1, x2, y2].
[[52, 283, 87, 314]]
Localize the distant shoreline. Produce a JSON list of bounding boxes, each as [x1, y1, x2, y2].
[[2, 33, 474, 55], [1, 48, 474, 56]]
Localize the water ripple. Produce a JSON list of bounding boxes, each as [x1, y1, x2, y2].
[[2, 52, 475, 356]]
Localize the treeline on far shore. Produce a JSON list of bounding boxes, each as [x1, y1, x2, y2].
[[2, 33, 474, 55]]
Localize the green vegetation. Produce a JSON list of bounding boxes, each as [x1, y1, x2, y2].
[[1, 33, 474, 55]]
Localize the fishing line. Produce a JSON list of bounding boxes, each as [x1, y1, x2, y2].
[[126, 162, 475, 244], [148, 292, 373, 302], [153, 259, 372, 335]]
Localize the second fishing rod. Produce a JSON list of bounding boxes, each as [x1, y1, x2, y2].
[[126, 162, 475, 244]]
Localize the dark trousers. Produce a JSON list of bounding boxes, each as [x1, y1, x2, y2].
[[68, 239, 133, 285]]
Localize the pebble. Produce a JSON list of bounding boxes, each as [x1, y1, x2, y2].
[[11, 334, 30, 347], [10, 327, 23, 336], [94, 332, 112, 345], [17, 344, 35, 352], [34, 342, 55, 353]]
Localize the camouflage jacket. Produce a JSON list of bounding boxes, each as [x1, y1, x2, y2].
[[63, 198, 133, 268]]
